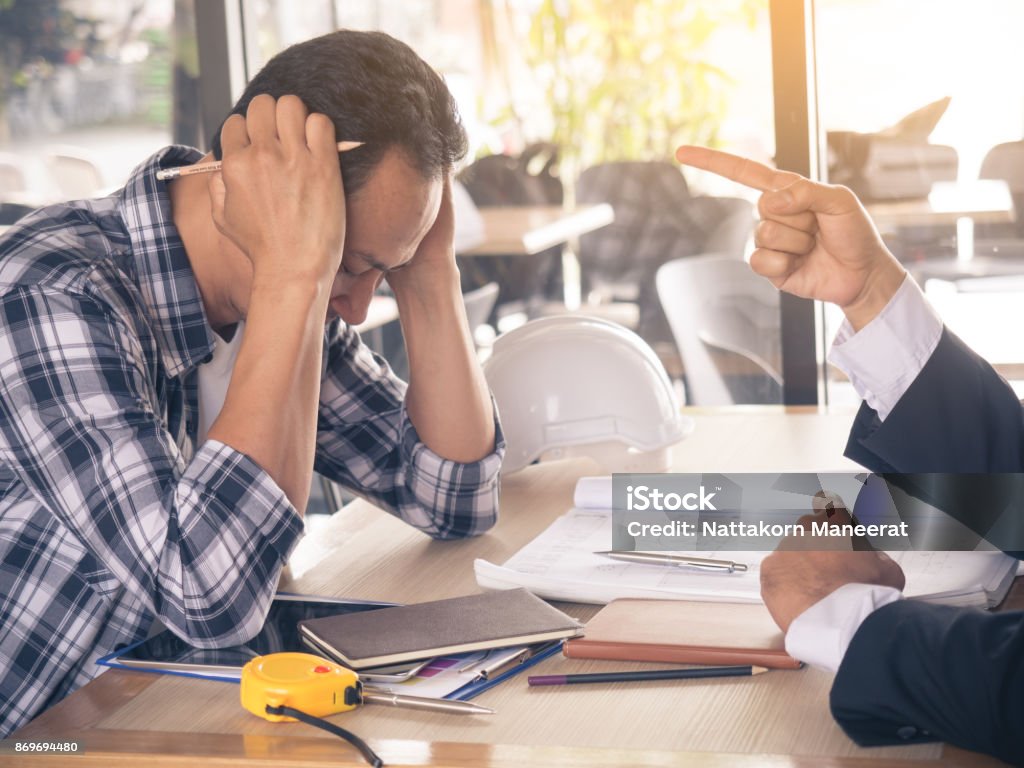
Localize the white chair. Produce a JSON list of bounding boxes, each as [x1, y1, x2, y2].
[[575, 161, 754, 347], [462, 281, 500, 342], [656, 254, 781, 405], [910, 140, 1024, 290], [0, 154, 28, 199], [979, 140, 1024, 239], [46, 150, 105, 200]]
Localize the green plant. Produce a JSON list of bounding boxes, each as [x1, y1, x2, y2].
[[502, 0, 764, 183]]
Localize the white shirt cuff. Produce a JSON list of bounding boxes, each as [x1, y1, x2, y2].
[[784, 583, 904, 674], [829, 276, 943, 421]]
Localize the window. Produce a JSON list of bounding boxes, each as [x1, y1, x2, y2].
[[0, 0, 197, 208], [816, 0, 1024, 402]]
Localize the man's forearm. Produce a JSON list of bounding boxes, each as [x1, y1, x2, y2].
[[396, 264, 495, 463], [207, 279, 329, 511]]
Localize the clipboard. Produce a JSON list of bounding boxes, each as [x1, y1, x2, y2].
[[448, 641, 563, 700]]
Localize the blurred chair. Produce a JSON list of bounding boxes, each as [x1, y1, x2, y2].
[[0, 202, 35, 226], [462, 281, 500, 348], [575, 161, 753, 349], [978, 140, 1024, 239], [315, 473, 346, 516], [0, 154, 28, 201], [656, 254, 781, 405], [46, 150, 105, 200], [910, 140, 1024, 288], [451, 179, 485, 253], [456, 145, 564, 316]]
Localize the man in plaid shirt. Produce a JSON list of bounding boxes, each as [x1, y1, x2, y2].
[[0, 31, 503, 735]]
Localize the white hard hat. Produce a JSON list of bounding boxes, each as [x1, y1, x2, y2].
[[483, 315, 693, 474]]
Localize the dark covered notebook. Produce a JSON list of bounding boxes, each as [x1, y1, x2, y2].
[[298, 588, 582, 669]]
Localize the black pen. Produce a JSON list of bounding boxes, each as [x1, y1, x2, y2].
[[528, 665, 768, 687]]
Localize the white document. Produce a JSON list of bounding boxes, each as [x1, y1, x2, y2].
[[573, 476, 614, 509], [366, 647, 528, 698], [475, 506, 1018, 608]]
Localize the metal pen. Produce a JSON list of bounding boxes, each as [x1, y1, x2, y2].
[[472, 641, 561, 681], [595, 550, 748, 573], [467, 647, 531, 682], [360, 688, 494, 715]]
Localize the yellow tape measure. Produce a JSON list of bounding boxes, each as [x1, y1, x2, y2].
[[240, 652, 384, 766], [240, 652, 361, 721]]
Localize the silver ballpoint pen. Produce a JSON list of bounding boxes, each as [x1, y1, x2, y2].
[[471, 641, 560, 681], [595, 550, 748, 573], [360, 689, 494, 715]]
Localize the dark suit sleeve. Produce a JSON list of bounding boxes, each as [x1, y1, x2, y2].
[[831, 600, 1024, 765], [834, 326, 1024, 764], [844, 327, 1024, 472]]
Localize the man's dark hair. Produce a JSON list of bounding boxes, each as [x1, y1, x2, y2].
[[210, 30, 468, 195]]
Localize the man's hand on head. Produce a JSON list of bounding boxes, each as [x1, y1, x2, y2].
[[674, 146, 908, 331], [759, 497, 906, 633], [209, 93, 346, 293], [384, 174, 458, 297], [384, 172, 496, 463]]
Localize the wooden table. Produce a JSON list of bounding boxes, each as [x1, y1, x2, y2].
[[458, 204, 614, 257], [864, 181, 1024, 373], [866, 180, 1014, 232], [3, 407, 1011, 767], [866, 181, 1015, 263]]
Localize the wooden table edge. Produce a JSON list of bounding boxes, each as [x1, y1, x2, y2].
[[1, 725, 1003, 768], [4, 666, 1008, 767]]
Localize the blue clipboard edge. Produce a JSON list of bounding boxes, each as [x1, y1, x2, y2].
[[446, 641, 563, 701], [95, 637, 242, 685], [95, 593, 399, 684]]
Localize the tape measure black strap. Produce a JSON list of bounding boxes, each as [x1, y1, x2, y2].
[[264, 704, 384, 767]]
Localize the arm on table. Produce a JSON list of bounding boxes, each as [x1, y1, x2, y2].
[[313, 322, 503, 539], [314, 179, 504, 540], [832, 600, 1024, 765], [0, 287, 301, 646]]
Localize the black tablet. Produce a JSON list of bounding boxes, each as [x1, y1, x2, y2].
[[97, 593, 403, 682]]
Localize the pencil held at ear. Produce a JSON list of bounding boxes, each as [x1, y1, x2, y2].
[[156, 140, 364, 181]]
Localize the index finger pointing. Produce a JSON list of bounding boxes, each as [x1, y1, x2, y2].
[[675, 145, 802, 192]]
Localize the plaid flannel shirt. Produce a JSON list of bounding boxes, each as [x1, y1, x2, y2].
[[0, 146, 503, 735]]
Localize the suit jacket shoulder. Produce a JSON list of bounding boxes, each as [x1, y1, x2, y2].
[[845, 327, 1024, 472]]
